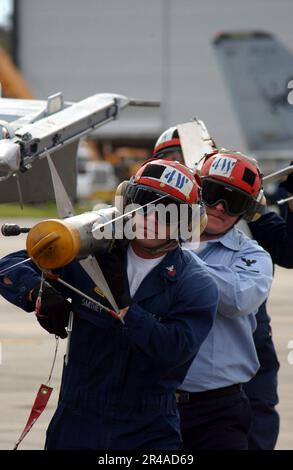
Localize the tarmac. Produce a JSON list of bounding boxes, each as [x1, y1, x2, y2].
[[0, 218, 292, 450]]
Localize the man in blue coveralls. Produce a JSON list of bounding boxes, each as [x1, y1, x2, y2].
[[153, 127, 293, 449], [0, 158, 218, 450], [153, 134, 273, 450], [177, 150, 273, 450], [244, 170, 293, 449]]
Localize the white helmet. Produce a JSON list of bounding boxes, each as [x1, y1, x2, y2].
[[153, 127, 183, 162]]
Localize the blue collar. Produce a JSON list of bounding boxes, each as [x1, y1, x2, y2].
[[204, 227, 243, 252]]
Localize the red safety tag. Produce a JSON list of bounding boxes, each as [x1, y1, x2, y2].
[[14, 384, 53, 450]]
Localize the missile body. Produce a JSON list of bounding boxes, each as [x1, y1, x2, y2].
[[26, 207, 120, 269]]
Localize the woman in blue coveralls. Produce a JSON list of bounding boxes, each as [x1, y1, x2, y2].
[[0, 159, 218, 450]]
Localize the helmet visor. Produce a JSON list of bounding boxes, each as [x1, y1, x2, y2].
[[154, 148, 184, 163], [202, 179, 252, 216]]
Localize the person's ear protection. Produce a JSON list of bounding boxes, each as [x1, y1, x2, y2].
[[243, 189, 266, 222], [114, 180, 130, 212], [190, 170, 208, 235], [199, 204, 208, 234]]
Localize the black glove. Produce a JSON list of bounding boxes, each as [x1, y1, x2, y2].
[[96, 241, 132, 309], [280, 161, 293, 194], [31, 282, 71, 339]]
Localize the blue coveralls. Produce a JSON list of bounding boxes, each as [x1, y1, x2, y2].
[[246, 209, 293, 449], [0, 247, 218, 450]]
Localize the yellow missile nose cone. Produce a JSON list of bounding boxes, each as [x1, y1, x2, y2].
[[26, 219, 81, 269]]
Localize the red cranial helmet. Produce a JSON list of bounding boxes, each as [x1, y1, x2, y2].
[[200, 150, 264, 219], [201, 150, 262, 196], [130, 158, 199, 205]]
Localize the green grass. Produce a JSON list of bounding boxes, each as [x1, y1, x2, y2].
[[0, 201, 94, 218]]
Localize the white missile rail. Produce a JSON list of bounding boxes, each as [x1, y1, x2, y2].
[[177, 119, 217, 170], [0, 92, 160, 180]]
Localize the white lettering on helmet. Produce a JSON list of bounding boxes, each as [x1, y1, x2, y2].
[[160, 167, 193, 197], [209, 156, 237, 178]]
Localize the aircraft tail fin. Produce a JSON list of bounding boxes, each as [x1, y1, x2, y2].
[[213, 31, 293, 152]]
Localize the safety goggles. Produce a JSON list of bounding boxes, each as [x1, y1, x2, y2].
[[202, 179, 253, 216], [158, 150, 185, 163], [127, 185, 190, 225]]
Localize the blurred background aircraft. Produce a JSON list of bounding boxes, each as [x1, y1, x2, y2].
[[213, 31, 293, 202]]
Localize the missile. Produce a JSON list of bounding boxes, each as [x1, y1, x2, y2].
[[0, 140, 21, 180], [26, 206, 121, 269]]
